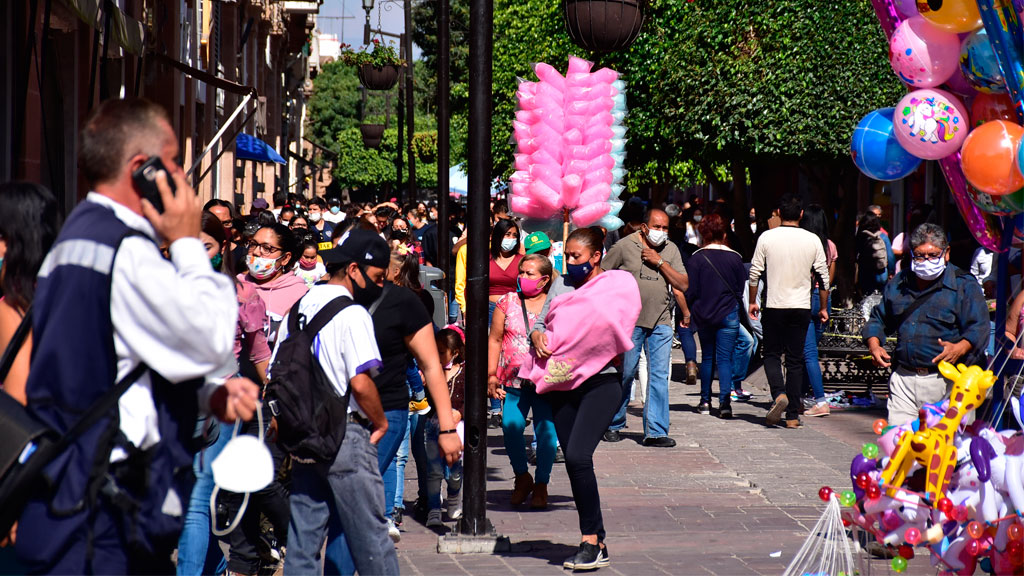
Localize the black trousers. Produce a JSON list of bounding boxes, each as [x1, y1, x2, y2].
[[544, 372, 621, 542], [761, 308, 811, 420]]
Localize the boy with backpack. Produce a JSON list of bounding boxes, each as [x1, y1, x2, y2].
[[267, 230, 398, 575]]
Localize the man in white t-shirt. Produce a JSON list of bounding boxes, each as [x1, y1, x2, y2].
[[274, 229, 399, 575]]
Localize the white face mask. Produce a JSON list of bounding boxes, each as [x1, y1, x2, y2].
[[501, 238, 518, 252], [210, 403, 274, 536], [309, 212, 322, 223], [693, 215, 703, 223], [247, 255, 279, 280], [646, 229, 668, 246], [280, 220, 290, 227], [911, 257, 946, 281]]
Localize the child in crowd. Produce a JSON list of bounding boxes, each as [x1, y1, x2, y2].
[[424, 327, 466, 527], [293, 236, 326, 287]]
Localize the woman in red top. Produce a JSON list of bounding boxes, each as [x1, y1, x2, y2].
[[488, 218, 523, 327]]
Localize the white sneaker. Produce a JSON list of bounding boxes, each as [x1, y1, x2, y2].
[[426, 508, 444, 528], [447, 495, 463, 520], [387, 518, 401, 543]]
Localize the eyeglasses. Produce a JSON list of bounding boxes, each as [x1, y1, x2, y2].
[[247, 241, 282, 256], [911, 249, 945, 263]]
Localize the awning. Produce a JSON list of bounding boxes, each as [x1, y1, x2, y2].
[[59, 0, 145, 55], [236, 134, 286, 164]]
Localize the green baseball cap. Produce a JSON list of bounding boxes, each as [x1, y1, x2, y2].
[[523, 231, 552, 255]]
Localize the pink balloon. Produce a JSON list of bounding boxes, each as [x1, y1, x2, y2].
[[889, 16, 961, 88], [944, 64, 978, 96], [940, 152, 1006, 252], [571, 202, 611, 228], [567, 56, 593, 75], [893, 88, 969, 159], [529, 181, 562, 212], [578, 184, 612, 206], [894, 0, 917, 18], [534, 63, 566, 92], [561, 174, 583, 208]]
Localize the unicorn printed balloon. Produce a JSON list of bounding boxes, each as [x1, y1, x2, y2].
[[894, 88, 970, 159]]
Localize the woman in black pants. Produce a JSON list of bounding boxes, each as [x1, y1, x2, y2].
[[528, 227, 641, 572]]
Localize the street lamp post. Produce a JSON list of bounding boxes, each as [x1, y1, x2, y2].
[[437, 0, 451, 293]]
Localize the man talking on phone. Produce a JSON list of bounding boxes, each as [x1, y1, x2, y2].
[[16, 98, 260, 573]]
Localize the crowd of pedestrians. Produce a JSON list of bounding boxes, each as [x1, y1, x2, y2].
[[0, 96, 1010, 575]]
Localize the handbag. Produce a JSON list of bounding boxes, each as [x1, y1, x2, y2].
[[700, 252, 756, 335], [0, 306, 147, 534]]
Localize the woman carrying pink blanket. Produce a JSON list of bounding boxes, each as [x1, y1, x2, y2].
[[520, 227, 640, 573]]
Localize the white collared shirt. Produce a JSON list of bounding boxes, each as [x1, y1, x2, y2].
[[84, 193, 238, 460]]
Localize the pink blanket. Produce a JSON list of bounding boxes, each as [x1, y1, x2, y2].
[[519, 269, 641, 394]]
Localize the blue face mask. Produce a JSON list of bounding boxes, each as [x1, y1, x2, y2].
[[565, 261, 593, 286], [330, 206, 341, 214]]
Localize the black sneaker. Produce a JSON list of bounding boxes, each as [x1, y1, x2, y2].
[[642, 436, 676, 448], [393, 507, 404, 527], [719, 403, 733, 419], [487, 413, 502, 429], [562, 542, 609, 571], [696, 401, 711, 415], [602, 430, 622, 443], [554, 446, 566, 463]]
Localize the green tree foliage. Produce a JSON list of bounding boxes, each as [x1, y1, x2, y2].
[[306, 61, 363, 149], [331, 127, 438, 190], [412, 0, 470, 160]]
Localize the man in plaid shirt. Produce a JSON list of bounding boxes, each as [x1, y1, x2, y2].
[[862, 223, 988, 426]]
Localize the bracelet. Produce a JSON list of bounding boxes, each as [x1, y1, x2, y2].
[[438, 429, 458, 435], [657, 260, 665, 269]]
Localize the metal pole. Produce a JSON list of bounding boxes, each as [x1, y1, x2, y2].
[[437, 0, 451, 293], [396, 56, 405, 197], [186, 91, 253, 177], [459, 0, 493, 537], [404, 3, 416, 202]]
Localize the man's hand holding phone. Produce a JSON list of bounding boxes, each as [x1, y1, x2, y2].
[[140, 168, 201, 245]]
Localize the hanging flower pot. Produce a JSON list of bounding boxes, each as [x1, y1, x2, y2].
[[360, 124, 385, 149], [358, 64, 401, 91], [563, 0, 645, 53]]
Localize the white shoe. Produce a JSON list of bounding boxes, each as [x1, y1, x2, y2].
[[387, 518, 401, 543], [426, 508, 444, 528], [447, 495, 463, 520]]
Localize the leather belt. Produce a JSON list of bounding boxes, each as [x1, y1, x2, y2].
[[903, 366, 937, 377]]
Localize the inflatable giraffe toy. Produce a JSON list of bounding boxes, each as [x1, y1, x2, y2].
[[880, 362, 994, 506]]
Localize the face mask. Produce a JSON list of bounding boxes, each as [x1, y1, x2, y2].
[[280, 220, 290, 227], [330, 206, 341, 214], [517, 275, 548, 298], [693, 215, 703, 223], [501, 238, 518, 253], [646, 229, 668, 246], [352, 266, 384, 307], [911, 257, 947, 281], [210, 254, 223, 271], [210, 405, 273, 537], [309, 212, 322, 223], [565, 261, 594, 286], [299, 259, 317, 271], [247, 254, 279, 280]]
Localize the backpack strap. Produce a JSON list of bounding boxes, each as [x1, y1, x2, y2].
[[303, 296, 355, 336], [367, 284, 393, 317]]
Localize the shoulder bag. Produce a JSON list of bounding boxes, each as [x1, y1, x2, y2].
[[700, 252, 756, 335]]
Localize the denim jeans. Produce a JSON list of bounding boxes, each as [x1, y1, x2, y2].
[[328, 408, 407, 573], [802, 294, 829, 402], [733, 324, 757, 389], [286, 423, 399, 576], [176, 422, 231, 576], [697, 310, 739, 405], [610, 324, 673, 438], [424, 417, 463, 509], [393, 411, 419, 512], [502, 385, 557, 484], [487, 301, 502, 413], [676, 324, 698, 363]]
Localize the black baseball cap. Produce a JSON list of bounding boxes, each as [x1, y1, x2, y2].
[[321, 229, 389, 268]]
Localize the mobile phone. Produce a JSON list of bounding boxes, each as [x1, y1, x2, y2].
[[131, 157, 176, 214]]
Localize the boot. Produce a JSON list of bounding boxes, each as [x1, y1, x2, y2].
[[685, 361, 698, 386], [530, 483, 548, 509], [510, 472, 534, 506]]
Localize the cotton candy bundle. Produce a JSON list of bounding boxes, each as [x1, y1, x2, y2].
[[509, 56, 628, 230]]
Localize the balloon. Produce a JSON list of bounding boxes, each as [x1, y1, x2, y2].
[[870, 0, 903, 38], [917, 0, 982, 33], [960, 29, 1007, 93], [898, 544, 914, 559], [967, 521, 985, 539], [972, 93, 1018, 127], [905, 526, 922, 545], [851, 108, 923, 180], [867, 484, 882, 500], [863, 442, 880, 459], [855, 472, 872, 490], [840, 490, 857, 507], [894, 89, 970, 160], [1009, 522, 1023, 541], [890, 17, 961, 88], [873, 418, 889, 435], [891, 556, 908, 572], [961, 120, 1024, 195], [940, 153, 1007, 252], [977, 0, 1024, 121], [938, 497, 955, 515], [818, 486, 834, 502], [1009, 539, 1024, 558], [944, 64, 980, 96], [966, 538, 982, 556]]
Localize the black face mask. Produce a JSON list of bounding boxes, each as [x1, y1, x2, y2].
[[352, 266, 384, 308]]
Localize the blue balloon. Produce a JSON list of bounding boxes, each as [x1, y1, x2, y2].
[[960, 29, 1008, 94], [851, 108, 922, 181]]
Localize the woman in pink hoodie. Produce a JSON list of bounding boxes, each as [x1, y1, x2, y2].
[[237, 223, 309, 348]]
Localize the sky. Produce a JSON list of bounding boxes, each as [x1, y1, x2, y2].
[[316, 0, 423, 60]]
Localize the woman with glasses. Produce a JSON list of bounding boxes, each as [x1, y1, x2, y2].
[[238, 224, 308, 346]]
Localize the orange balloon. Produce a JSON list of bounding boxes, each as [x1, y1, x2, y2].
[[972, 94, 1018, 128], [917, 0, 982, 33], [961, 120, 1024, 196]]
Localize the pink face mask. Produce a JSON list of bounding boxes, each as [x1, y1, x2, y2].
[[517, 275, 549, 298]]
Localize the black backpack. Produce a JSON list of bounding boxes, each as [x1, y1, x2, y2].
[[265, 295, 354, 463]]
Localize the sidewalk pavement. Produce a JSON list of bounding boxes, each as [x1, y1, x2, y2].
[[393, 351, 890, 575]]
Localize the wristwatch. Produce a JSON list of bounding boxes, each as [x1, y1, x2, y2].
[[656, 259, 665, 269]]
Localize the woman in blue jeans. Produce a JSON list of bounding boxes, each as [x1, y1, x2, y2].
[[800, 205, 837, 417], [682, 214, 748, 418]]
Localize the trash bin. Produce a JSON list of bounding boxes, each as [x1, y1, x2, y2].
[[419, 265, 448, 329]]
